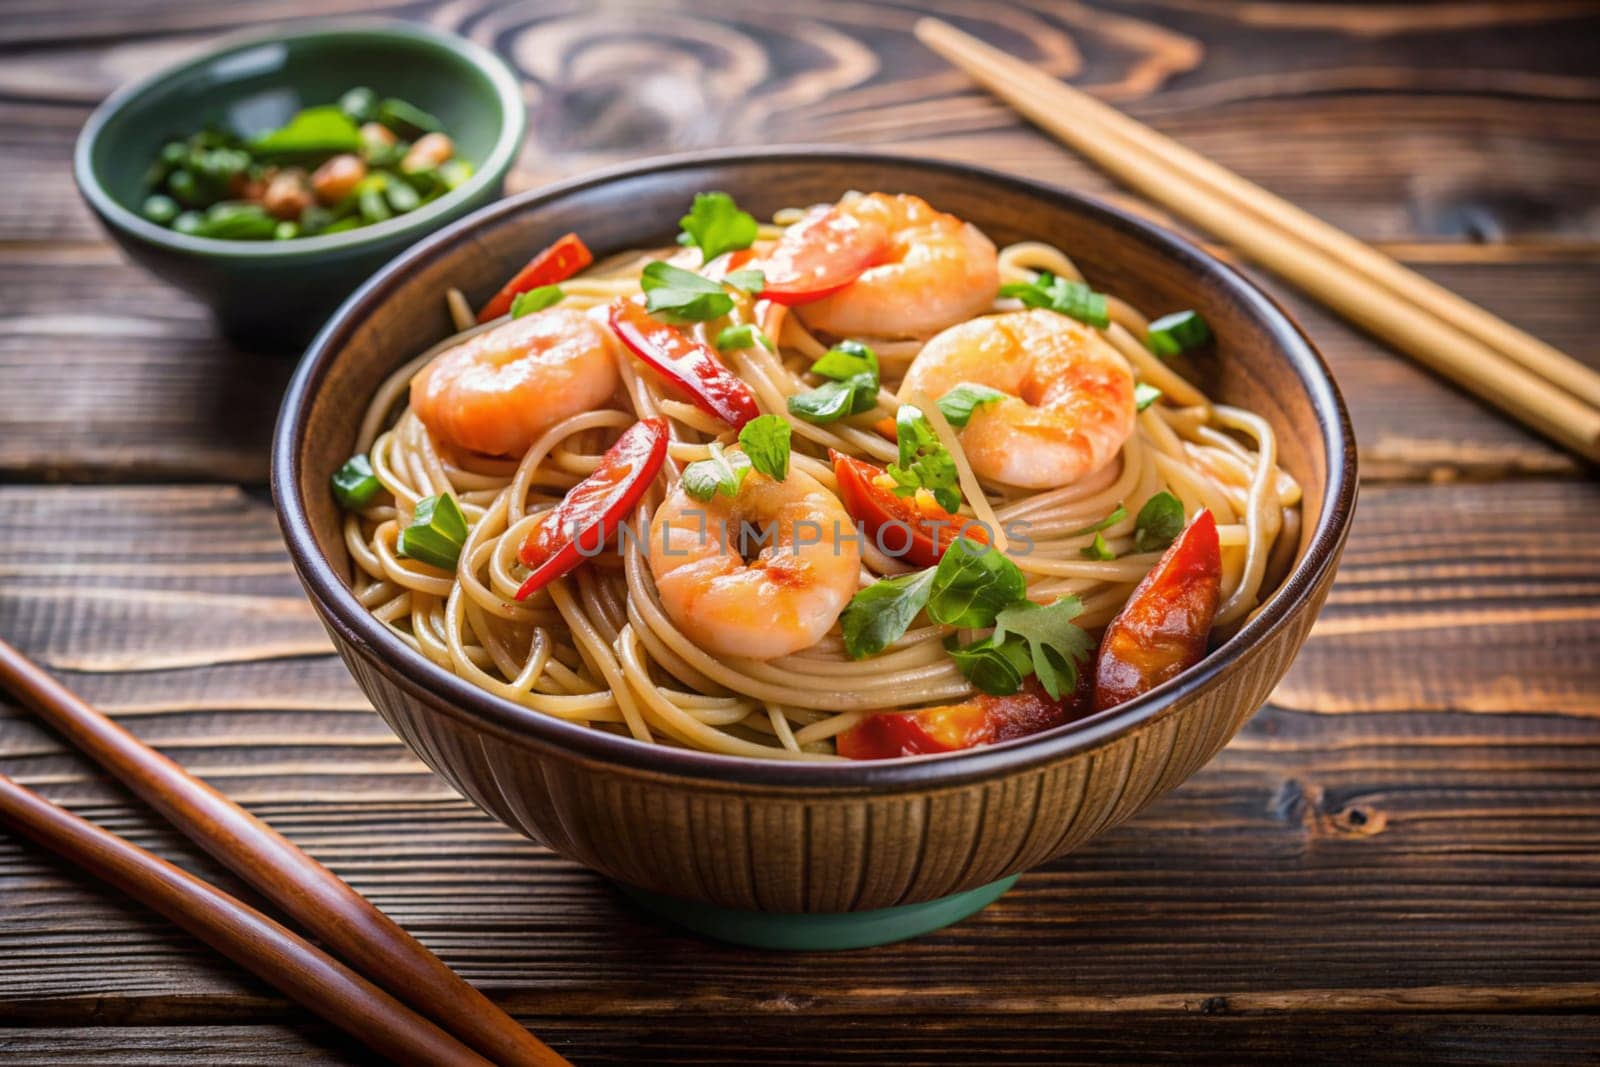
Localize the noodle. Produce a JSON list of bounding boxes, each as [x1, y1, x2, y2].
[[339, 206, 1299, 761]]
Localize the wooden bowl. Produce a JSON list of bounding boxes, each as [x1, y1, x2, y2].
[[273, 150, 1356, 931]]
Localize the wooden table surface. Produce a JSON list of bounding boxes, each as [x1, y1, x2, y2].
[[2, 2, 1597, 1063]]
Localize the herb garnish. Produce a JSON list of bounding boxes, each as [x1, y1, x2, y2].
[[1146, 310, 1211, 356], [886, 405, 961, 513], [936, 382, 1007, 428], [510, 285, 564, 318], [1134, 491, 1186, 553], [677, 191, 759, 263], [787, 340, 880, 424], [999, 270, 1110, 329]]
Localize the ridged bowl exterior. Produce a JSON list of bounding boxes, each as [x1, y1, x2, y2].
[[275, 150, 1356, 913]]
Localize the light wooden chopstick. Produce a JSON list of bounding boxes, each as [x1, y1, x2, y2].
[[915, 18, 1600, 464], [0, 637, 570, 1067]]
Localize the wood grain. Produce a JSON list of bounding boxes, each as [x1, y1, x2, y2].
[[3, 246, 1594, 484], [1, 481, 1596, 1059], [3, 1, 1599, 1062]]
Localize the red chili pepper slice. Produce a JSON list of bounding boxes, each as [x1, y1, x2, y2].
[[1091, 509, 1222, 711], [608, 300, 760, 429], [830, 451, 987, 568], [759, 206, 887, 306], [836, 676, 1093, 760], [477, 233, 594, 323], [514, 417, 668, 600]]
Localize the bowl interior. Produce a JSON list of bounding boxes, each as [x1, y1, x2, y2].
[[84, 25, 512, 241], [279, 150, 1352, 782]]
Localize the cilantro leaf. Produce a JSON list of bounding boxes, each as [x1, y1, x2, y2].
[[510, 285, 564, 318], [840, 568, 936, 659], [677, 191, 759, 263], [1134, 491, 1185, 553], [999, 270, 1109, 329], [990, 597, 1095, 700], [936, 382, 1007, 428], [926, 537, 1026, 629], [945, 633, 1033, 695], [887, 405, 961, 512], [641, 261, 734, 322], [680, 445, 751, 502], [738, 414, 790, 482], [1134, 382, 1163, 411], [715, 323, 774, 352]]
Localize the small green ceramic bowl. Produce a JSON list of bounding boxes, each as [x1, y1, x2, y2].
[[74, 21, 526, 350]]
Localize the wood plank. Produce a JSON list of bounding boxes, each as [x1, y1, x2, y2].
[[7, 2, 1600, 245], [4, 1, 1598, 481], [0, 481, 1595, 1040], [5, 1014, 1600, 1067], [2, 248, 1594, 483]]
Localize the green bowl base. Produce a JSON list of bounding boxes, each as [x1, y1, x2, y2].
[[618, 875, 1019, 950]]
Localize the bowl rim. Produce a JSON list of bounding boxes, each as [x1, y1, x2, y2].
[[72, 19, 526, 260], [273, 146, 1358, 792]]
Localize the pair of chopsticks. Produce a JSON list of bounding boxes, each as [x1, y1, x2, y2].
[[916, 19, 1600, 464], [0, 638, 569, 1067]]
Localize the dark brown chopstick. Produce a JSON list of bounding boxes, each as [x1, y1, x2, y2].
[[0, 638, 568, 1067], [0, 772, 490, 1066]]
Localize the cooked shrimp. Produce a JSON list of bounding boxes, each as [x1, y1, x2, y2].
[[778, 193, 999, 339], [410, 306, 620, 456], [648, 462, 861, 660], [899, 309, 1136, 489]]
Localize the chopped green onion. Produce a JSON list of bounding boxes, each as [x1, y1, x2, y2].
[[273, 221, 299, 241], [1146, 310, 1211, 356], [397, 493, 467, 571], [510, 286, 565, 318], [999, 271, 1109, 329], [141, 194, 179, 225], [338, 86, 379, 124], [1134, 382, 1163, 411], [166, 169, 202, 207], [331, 454, 382, 510], [384, 177, 420, 213], [715, 324, 774, 352], [1080, 532, 1116, 561], [195, 202, 277, 240], [437, 159, 473, 190], [377, 97, 443, 137], [1067, 504, 1127, 538]]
